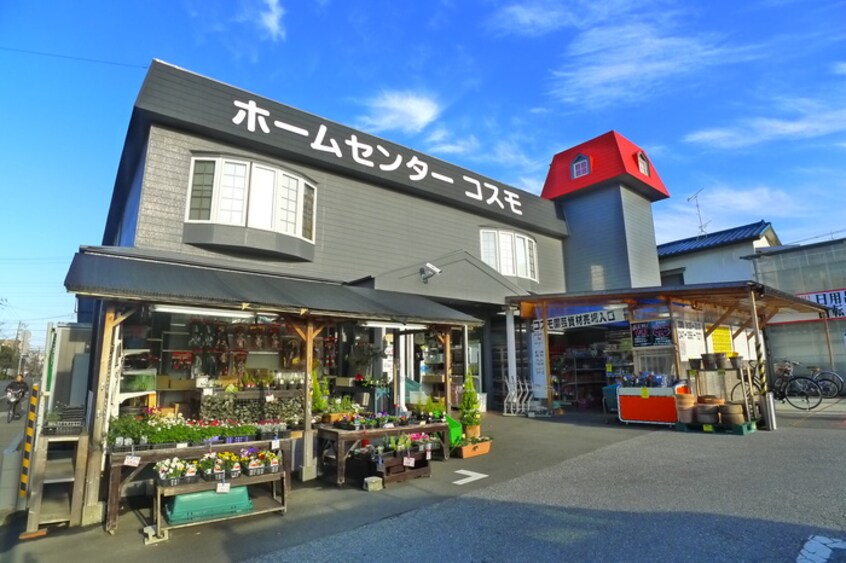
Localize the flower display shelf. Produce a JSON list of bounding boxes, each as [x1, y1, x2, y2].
[[346, 450, 431, 488], [151, 469, 287, 541], [106, 438, 293, 534], [316, 422, 450, 487], [246, 466, 266, 477], [455, 441, 491, 459]]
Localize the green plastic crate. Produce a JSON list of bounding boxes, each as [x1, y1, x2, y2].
[[446, 415, 462, 445], [165, 486, 253, 525], [120, 369, 157, 392]]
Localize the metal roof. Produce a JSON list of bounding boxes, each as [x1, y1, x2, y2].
[[657, 220, 774, 258], [506, 280, 828, 328], [64, 248, 481, 326]]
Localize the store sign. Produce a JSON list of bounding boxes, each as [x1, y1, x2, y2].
[[798, 289, 846, 319], [631, 320, 673, 348], [231, 99, 523, 216], [531, 307, 625, 332]]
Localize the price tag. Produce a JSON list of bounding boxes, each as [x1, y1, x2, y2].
[[176, 442, 189, 449], [271, 439, 280, 450], [382, 423, 394, 429], [606, 363, 613, 373], [123, 455, 141, 467], [403, 456, 415, 468], [216, 482, 230, 494], [426, 451, 431, 461], [703, 424, 714, 433], [640, 387, 650, 399], [376, 460, 384, 472], [265, 394, 275, 403]]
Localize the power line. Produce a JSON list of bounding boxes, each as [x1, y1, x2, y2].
[[0, 46, 148, 69]]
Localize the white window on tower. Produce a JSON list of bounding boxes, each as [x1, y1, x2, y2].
[[637, 152, 650, 176], [572, 155, 590, 179]]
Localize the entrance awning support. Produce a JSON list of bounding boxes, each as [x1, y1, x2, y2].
[[290, 319, 325, 481], [506, 307, 517, 389], [749, 288, 768, 395]]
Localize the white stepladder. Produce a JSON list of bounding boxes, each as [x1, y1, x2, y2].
[[502, 377, 520, 416], [503, 378, 530, 415]]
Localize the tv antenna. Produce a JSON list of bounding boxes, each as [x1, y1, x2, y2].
[[687, 188, 710, 236]]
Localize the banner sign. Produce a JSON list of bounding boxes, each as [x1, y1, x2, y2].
[[797, 289, 846, 319], [531, 307, 626, 332]]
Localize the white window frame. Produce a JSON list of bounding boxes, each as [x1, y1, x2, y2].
[[637, 152, 650, 176], [480, 229, 539, 282], [186, 156, 316, 243], [572, 155, 590, 179]]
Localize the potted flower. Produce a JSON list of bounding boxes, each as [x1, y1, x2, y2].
[[259, 450, 281, 473], [458, 371, 482, 439], [154, 457, 187, 487], [453, 435, 492, 459], [240, 447, 266, 476], [198, 452, 225, 481], [218, 451, 242, 478]]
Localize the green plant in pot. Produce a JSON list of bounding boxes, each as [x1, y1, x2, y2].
[[459, 369, 482, 439]]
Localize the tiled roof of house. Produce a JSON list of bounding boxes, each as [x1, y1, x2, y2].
[[541, 130, 670, 202], [657, 220, 774, 257]]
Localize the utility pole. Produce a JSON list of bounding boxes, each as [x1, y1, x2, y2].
[[15, 321, 29, 377]]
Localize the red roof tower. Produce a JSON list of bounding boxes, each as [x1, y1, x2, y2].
[[541, 131, 669, 201]]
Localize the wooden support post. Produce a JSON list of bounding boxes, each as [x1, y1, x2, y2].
[[444, 328, 452, 413]]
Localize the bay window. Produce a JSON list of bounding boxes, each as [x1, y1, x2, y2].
[[187, 156, 316, 243]]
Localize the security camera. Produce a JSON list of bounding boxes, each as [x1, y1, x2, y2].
[[424, 262, 442, 276], [419, 262, 442, 283]]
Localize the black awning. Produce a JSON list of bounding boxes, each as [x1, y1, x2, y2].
[[64, 249, 481, 326]]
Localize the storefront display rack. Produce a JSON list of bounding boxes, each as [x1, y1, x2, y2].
[[552, 353, 607, 407]]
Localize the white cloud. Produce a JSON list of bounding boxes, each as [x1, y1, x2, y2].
[[549, 23, 745, 108], [485, 0, 642, 37], [653, 184, 811, 244], [832, 61, 846, 75], [683, 101, 846, 148], [258, 0, 286, 42], [424, 125, 480, 155], [357, 91, 441, 134]]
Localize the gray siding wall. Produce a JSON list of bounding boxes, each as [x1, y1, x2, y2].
[[620, 188, 661, 287], [133, 126, 566, 297], [559, 186, 632, 292]]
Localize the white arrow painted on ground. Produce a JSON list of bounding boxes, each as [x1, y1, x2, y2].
[[453, 469, 488, 485], [798, 535, 846, 562]]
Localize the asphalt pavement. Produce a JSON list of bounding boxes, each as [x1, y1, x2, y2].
[[1, 400, 844, 563]]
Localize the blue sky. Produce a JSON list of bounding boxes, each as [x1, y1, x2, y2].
[[1, 0, 845, 347]]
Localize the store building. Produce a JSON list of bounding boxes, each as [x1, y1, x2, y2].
[[57, 60, 681, 524], [49, 60, 832, 531]]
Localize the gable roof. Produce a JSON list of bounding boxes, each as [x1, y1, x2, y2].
[[657, 220, 777, 258], [541, 130, 670, 202]]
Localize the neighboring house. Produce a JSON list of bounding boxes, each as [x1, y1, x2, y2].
[[750, 238, 846, 372], [657, 221, 780, 285]]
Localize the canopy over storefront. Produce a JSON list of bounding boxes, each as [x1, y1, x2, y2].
[[508, 281, 829, 329], [505, 281, 832, 405], [65, 246, 481, 327]]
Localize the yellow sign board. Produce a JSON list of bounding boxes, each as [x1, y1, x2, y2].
[[708, 325, 733, 354], [640, 387, 649, 399]]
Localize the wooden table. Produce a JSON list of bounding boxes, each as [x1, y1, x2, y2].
[[106, 438, 292, 534], [316, 422, 449, 486], [152, 469, 286, 540]]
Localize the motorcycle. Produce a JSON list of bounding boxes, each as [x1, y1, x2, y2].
[[6, 389, 25, 423]]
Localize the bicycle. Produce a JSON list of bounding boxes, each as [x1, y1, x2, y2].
[[730, 361, 823, 411], [775, 360, 842, 399]]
